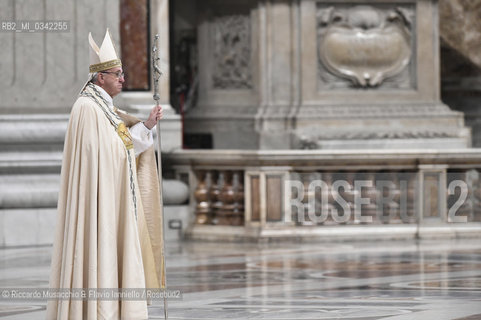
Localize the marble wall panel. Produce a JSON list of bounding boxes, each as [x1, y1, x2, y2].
[[0, 0, 127, 113], [268, 0, 292, 105], [120, 0, 150, 91], [0, 0, 14, 88]]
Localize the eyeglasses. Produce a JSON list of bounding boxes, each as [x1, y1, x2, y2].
[[100, 71, 125, 79]]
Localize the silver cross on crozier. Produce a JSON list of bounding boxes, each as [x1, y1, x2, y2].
[[152, 34, 162, 107]]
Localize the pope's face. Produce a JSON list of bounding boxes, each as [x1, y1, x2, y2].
[[98, 66, 124, 97]]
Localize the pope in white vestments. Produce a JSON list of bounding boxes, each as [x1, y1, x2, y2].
[[46, 30, 165, 320]]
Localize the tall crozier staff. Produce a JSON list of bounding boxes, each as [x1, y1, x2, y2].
[[152, 34, 169, 320]]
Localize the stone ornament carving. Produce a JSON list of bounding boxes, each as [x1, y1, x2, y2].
[[297, 129, 461, 149], [317, 5, 413, 88], [300, 104, 453, 118], [211, 14, 253, 90]]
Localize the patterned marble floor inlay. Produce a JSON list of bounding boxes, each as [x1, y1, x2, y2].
[[1, 240, 481, 319]]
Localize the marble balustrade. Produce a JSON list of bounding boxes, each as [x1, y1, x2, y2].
[[166, 149, 481, 240]]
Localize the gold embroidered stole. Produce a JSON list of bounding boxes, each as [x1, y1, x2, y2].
[[116, 122, 134, 150]]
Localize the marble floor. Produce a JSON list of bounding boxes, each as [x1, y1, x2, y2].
[[1, 239, 481, 319]]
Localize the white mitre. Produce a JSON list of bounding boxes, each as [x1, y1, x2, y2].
[[80, 29, 122, 92], [88, 28, 122, 73]]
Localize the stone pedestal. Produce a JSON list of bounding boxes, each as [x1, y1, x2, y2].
[[185, 0, 470, 149]]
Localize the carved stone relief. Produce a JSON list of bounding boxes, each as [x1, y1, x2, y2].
[[317, 4, 415, 89], [211, 14, 253, 90]]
